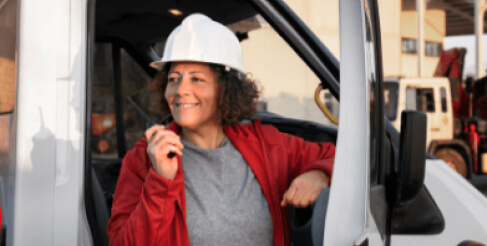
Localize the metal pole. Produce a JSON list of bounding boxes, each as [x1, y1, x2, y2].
[[417, 0, 425, 77], [475, 0, 485, 78], [112, 43, 127, 158]]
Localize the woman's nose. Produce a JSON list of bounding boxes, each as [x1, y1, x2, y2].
[[176, 75, 190, 96]]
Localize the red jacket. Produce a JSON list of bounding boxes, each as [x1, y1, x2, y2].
[[107, 119, 335, 245]]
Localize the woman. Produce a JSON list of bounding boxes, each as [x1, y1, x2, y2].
[[107, 14, 335, 246]]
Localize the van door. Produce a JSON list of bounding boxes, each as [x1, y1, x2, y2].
[[325, 0, 387, 245], [9, 0, 92, 245]]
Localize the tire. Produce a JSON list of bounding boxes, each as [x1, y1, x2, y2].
[[435, 148, 468, 178]]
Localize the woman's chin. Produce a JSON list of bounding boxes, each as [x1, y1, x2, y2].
[[173, 118, 199, 129], [173, 118, 221, 131]]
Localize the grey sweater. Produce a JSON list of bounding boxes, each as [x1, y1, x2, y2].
[[181, 137, 273, 245]]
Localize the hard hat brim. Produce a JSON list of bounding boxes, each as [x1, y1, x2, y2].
[[149, 61, 166, 71], [150, 59, 246, 75]]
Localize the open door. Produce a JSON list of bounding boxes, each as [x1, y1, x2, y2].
[[325, 0, 388, 245]]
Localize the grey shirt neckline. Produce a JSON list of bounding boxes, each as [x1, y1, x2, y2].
[[181, 136, 229, 151], [180, 135, 273, 245]]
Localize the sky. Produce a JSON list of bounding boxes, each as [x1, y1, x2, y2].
[[444, 34, 487, 78]]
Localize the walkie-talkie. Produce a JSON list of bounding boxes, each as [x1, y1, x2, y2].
[[127, 96, 176, 159]]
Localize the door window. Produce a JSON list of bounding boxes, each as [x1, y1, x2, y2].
[[406, 87, 417, 110], [420, 88, 435, 112], [239, 18, 339, 125], [440, 87, 447, 112], [364, 0, 387, 241], [91, 43, 166, 159], [406, 87, 435, 112], [384, 82, 399, 121]]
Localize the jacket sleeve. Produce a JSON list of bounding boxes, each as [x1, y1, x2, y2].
[[263, 125, 335, 183], [106, 146, 184, 245]]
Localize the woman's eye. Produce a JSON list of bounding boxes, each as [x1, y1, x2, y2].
[[168, 77, 177, 83], [192, 77, 203, 82]]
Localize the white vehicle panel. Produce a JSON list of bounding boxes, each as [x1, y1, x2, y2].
[[12, 0, 91, 245], [391, 159, 487, 245], [324, 0, 370, 245]]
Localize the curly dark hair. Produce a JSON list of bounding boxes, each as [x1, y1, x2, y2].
[[153, 63, 260, 126]]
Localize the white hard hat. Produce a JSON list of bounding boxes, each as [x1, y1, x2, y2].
[[150, 13, 246, 74]]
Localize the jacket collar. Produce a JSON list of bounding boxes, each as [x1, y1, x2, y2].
[[167, 119, 262, 137]]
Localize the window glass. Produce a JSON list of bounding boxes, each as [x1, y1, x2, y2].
[[406, 87, 417, 110], [283, 0, 340, 61], [91, 43, 166, 159], [240, 0, 340, 127], [384, 82, 398, 121], [420, 88, 435, 112], [406, 88, 435, 112], [240, 16, 339, 126], [364, 0, 382, 184], [91, 43, 118, 158], [401, 38, 416, 54], [120, 49, 166, 150], [440, 87, 447, 112], [425, 41, 442, 57], [364, 0, 388, 236], [401, 38, 442, 57]]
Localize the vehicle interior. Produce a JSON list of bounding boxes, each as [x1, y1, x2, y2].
[[86, 0, 445, 245]]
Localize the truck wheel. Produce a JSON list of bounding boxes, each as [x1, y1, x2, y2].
[[435, 148, 467, 178]]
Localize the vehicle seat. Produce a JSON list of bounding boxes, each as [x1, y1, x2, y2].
[[91, 167, 110, 246], [289, 188, 330, 246]]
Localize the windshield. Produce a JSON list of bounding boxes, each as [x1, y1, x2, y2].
[[238, 14, 339, 126], [384, 82, 398, 121], [237, 0, 341, 127]]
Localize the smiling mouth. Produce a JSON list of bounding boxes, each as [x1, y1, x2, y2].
[[175, 103, 199, 108]]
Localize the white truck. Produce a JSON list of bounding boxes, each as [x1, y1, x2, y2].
[[384, 77, 487, 194], [0, 0, 486, 245]]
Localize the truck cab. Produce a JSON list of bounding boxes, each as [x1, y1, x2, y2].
[[385, 77, 487, 193], [385, 77, 454, 149]]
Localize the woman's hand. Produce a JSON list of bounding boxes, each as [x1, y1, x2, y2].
[[145, 125, 184, 180], [280, 170, 329, 208]]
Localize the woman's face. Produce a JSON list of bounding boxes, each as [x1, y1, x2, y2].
[[165, 62, 220, 130]]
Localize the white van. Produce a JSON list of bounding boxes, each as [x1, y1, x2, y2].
[[0, 0, 486, 245]]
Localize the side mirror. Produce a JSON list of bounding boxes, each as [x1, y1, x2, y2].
[[396, 110, 427, 204]]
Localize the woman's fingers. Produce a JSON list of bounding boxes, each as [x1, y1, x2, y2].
[[291, 186, 306, 207], [144, 124, 183, 180], [145, 124, 166, 141], [148, 136, 184, 161], [148, 129, 180, 146], [146, 127, 183, 155], [152, 135, 184, 151], [281, 186, 311, 208], [158, 143, 183, 157], [280, 184, 297, 207], [281, 170, 329, 208], [152, 133, 184, 159]]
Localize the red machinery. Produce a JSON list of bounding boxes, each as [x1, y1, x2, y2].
[[434, 48, 487, 174]]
